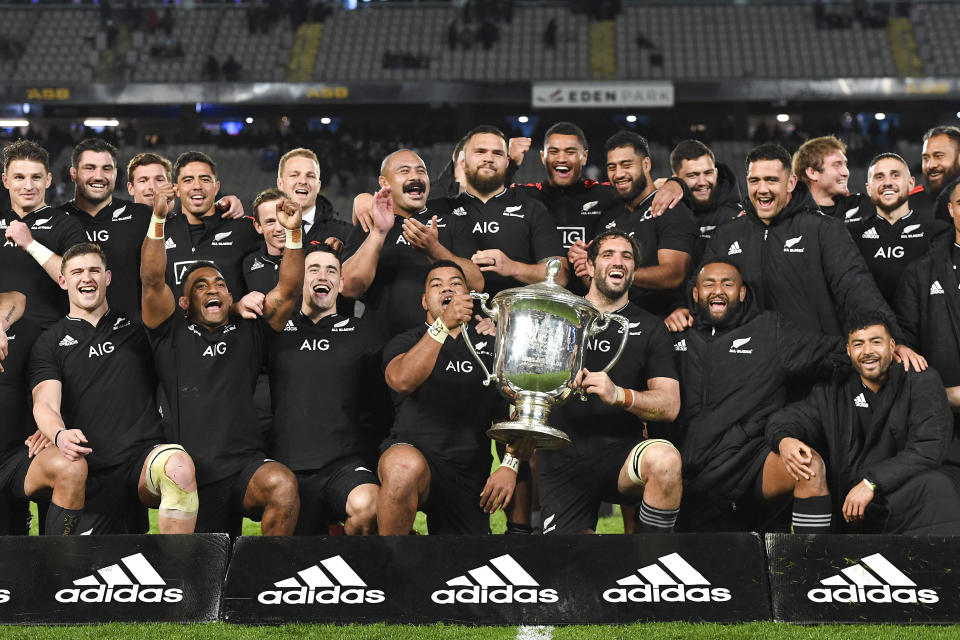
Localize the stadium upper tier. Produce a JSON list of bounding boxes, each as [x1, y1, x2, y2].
[[0, 2, 950, 84]]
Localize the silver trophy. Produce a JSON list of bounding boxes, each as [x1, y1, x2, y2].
[[462, 258, 629, 449]]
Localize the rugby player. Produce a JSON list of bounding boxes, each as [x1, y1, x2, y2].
[[767, 312, 960, 534], [127, 152, 246, 220], [60, 138, 153, 315], [267, 244, 385, 535], [667, 139, 743, 247], [377, 260, 522, 535], [30, 243, 198, 533], [141, 183, 303, 536], [1, 139, 85, 328], [913, 125, 960, 222], [0, 290, 87, 535], [792, 135, 863, 222], [539, 230, 683, 535], [276, 147, 352, 252], [243, 188, 289, 295]]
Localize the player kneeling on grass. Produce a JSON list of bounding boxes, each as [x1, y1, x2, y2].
[[141, 185, 303, 536], [30, 243, 198, 533], [378, 260, 531, 535], [539, 231, 683, 535]]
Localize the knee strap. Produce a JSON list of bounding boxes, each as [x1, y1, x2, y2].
[[146, 445, 199, 516], [627, 438, 677, 487]]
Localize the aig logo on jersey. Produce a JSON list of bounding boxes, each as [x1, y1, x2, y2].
[[603, 553, 731, 604], [558, 226, 585, 248], [203, 342, 227, 357], [431, 554, 558, 604], [257, 555, 384, 605], [55, 553, 183, 604], [806, 553, 938, 604]]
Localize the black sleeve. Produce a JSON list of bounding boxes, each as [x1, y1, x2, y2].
[[53, 213, 87, 252], [643, 321, 679, 382], [526, 201, 565, 262], [776, 315, 844, 377], [892, 259, 924, 350], [324, 218, 354, 245], [341, 225, 370, 262], [27, 329, 61, 390], [818, 216, 905, 341], [654, 202, 699, 257], [864, 369, 953, 492], [765, 389, 826, 453], [382, 327, 424, 372]]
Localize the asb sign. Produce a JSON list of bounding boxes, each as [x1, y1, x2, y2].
[[222, 533, 768, 624], [767, 534, 960, 624], [532, 82, 674, 108], [0, 534, 228, 624]]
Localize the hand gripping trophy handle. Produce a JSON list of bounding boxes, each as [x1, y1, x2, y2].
[[573, 312, 630, 400], [461, 291, 497, 386]]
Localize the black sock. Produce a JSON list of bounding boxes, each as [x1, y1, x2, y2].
[[45, 503, 82, 536], [505, 521, 533, 535], [792, 495, 832, 534], [635, 500, 679, 533]]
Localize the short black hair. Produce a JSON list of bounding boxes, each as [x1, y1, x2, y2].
[[181, 261, 222, 289], [922, 125, 960, 146], [745, 143, 792, 174], [604, 131, 650, 160], [586, 230, 642, 265], [424, 259, 467, 285], [844, 310, 892, 339], [71, 138, 118, 169], [305, 242, 342, 266], [670, 139, 715, 175], [463, 125, 508, 150], [697, 257, 742, 279], [61, 242, 108, 273], [544, 122, 587, 151], [173, 151, 217, 182], [868, 152, 908, 172]]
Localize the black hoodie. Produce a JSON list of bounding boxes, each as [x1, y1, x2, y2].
[[674, 285, 842, 497], [698, 182, 904, 339], [682, 161, 743, 250]]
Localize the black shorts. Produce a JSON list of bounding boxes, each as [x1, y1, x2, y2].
[[76, 444, 159, 535], [196, 456, 273, 537], [538, 438, 641, 535], [294, 457, 378, 534], [0, 448, 31, 535]]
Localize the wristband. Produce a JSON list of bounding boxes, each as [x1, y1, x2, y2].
[[285, 227, 303, 249], [613, 386, 636, 408], [862, 477, 877, 492], [25, 240, 54, 266], [147, 214, 166, 240], [54, 428, 65, 448], [500, 452, 520, 473], [427, 317, 449, 344]]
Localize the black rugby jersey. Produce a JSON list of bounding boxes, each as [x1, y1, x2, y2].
[[0, 318, 42, 452], [242, 250, 281, 295], [60, 197, 151, 315], [512, 180, 620, 249], [29, 310, 163, 470], [162, 212, 259, 299]]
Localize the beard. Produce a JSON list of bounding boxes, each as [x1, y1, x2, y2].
[[78, 182, 113, 205], [465, 164, 506, 194], [594, 271, 631, 301], [616, 173, 648, 204], [923, 160, 960, 197], [871, 191, 909, 216], [697, 293, 740, 325]]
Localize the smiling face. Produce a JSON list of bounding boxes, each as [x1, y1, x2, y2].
[[127, 163, 170, 207], [71, 150, 116, 207], [747, 159, 796, 223], [677, 155, 718, 205], [806, 149, 849, 199], [176, 161, 219, 218], [922, 134, 960, 197], [277, 155, 321, 211], [866, 157, 914, 215], [847, 324, 894, 390], [253, 198, 287, 254], [463, 133, 509, 195], [589, 235, 636, 301], [60, 251, 110, 315], [180, 266, 232, 327], [302, 250, 342, 316], [692, 261, 746, 325], [380, 150, 430, 214], [2, 159, 51, 215], [421, 265, 467, 323], [541, 133, 587, 188], [606, 145, 650, 205]]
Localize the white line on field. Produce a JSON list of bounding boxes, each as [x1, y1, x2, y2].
[[517, 625, 554, 640]]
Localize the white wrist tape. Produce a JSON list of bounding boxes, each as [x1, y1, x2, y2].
[[26, 240, 54, 266]]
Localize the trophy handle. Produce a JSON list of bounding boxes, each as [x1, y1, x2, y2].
[[598, 313, 630, 373], [462, 292, 497, 386]]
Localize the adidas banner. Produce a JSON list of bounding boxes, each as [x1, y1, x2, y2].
[[0, 534, 229, 624], [222, 533, 768, 624], [767, 534, 960, 624]]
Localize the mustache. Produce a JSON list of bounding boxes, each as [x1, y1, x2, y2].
[[403, 180, 427, 193]]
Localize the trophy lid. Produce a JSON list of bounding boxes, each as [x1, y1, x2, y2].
[[492, 257, 601, 315]]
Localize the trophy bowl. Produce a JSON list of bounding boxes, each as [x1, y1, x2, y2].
[[463, 258, 629, 449]]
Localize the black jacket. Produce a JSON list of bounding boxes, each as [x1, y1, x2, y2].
[[304, 195, 353, 248], [767, 365, 957, 498], [684, 162, 743, 249], [894, 242, 960, 387], [699, 182, 903, 339], [675, 288, 842, 497]]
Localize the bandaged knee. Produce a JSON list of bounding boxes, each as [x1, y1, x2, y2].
[[146, 445, 198, 518], [627, 438, 677, 487]]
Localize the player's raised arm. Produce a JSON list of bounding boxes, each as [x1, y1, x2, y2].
[[263, 198, 305, 331], [140, 183, 178, 329]]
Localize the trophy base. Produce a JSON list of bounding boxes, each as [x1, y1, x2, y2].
[[486, 421, 572, 450]]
